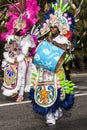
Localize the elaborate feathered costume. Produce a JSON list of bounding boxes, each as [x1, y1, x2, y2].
[[1, 0, 40, 101], [29, 0, 80, 126]]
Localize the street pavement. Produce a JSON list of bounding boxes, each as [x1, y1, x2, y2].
[[0, 72, 87, 130]]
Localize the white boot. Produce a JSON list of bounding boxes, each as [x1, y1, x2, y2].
[[46, 112, 56, 126], [54, 107, 63, 120]]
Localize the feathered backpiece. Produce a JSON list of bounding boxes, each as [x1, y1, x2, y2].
[[68, 0, 83, 18], [1, 0, 40, 41], [39, 0, 79, 39]]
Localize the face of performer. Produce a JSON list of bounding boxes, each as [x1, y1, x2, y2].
[[50, 26, 60, 36]]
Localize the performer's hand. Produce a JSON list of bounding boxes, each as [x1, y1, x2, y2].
[[47, 36, 53, 42], [53, 42, 68, 50]]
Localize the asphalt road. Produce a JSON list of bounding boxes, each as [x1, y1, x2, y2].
[[0, 73, 87, 130]]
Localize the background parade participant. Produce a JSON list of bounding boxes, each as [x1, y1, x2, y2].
[[0, 0, 40, 102]]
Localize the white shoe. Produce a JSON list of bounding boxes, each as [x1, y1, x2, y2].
[[46, 112, 56, 126], [54, 108, 63, 120]]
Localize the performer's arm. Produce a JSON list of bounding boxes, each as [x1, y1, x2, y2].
[[53, 41, 68, 50], [3, 52, 15, 63], [47, 36, 68, 50]]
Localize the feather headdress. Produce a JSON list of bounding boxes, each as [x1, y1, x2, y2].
[[1, 0, 40, 41], [39, 0, 76, 38]]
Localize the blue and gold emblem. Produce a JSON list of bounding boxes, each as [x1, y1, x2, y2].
[[35, 85, 57, 107]]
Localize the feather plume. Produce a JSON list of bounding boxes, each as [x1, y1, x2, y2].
[[0, 0, 40, 41], [74, 0, 83, 17]]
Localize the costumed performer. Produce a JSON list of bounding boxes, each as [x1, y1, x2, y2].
[[0, 0, 40, 102], [29, 0, 75, 126]]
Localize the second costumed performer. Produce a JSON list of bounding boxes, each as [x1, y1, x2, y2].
[[29, 0, 75, 126], [1, 0, 40, 102]]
